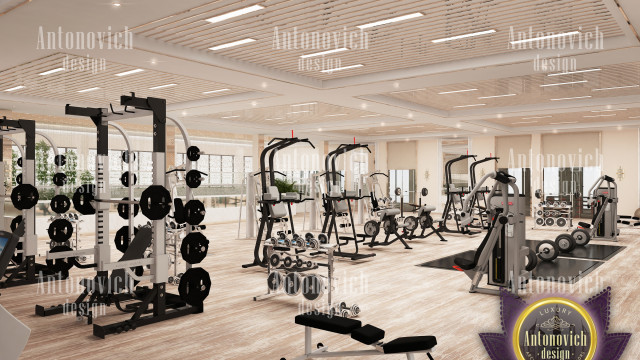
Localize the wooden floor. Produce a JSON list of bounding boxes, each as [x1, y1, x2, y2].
[[2, 217, 640, 360]]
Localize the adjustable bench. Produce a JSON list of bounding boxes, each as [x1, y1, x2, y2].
[[282, 312, 436, 360]]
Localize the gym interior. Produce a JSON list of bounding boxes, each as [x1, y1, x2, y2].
[[0, 1, 639, 359]]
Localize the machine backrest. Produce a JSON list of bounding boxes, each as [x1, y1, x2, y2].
[[267, 186, 288, 218], [0, 221, 25, 279], [110, 226, 152, 293]]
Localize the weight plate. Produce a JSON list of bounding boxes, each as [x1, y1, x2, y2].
[[295, 258, 303, 268], [16, 157, 22, 167], [525, 248, 538, 272], [560, 202, 567, 207], [11, 183, 39, 210], [306, 239, 319, 250], [184, 200, 206, 225], [269, 253, 281, 268], [536, 210, 543, 216], [15, 173, 22, 185], [72, 184, 96, 215], [419, 214, 434, 229], [304, 232, 314, 240], [283, 257, 293, 268], [121, 151, 136, 163], [545, 217, 555, 226], [535, 218, 545, 226], [52, 172, 67, 187], [185, 170, 203, 189], [46, 245, 74, 273], [283, 272, 302, 296], [54, 154, 66, 167], [114, 226, 139, 253], [186, 146, 201, 162], [363, 220, 379, 237], [404, 216, 418, 232], [556, 217, 567, 227], [50, 194, 71, 214], [555, 234, 577, 253], [267, 271, 283, 291], [317, 233, 328, 244], [302, 274, 325, 301], [178, 267, 211, 306], [571, 229, 591, 246], [394, 187, 402, 196], [140, 185, 172, 220], [117, 197, 140, 219], [181, 232, 209, 265], [10, 215, 23, 232], [48, 219, 73, 242], [536, 240, 559, 262], [421, 188, 428, 197], [120, 172, 137, 187]]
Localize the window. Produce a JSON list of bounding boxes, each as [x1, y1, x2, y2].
[[221, 155, 234, 185], [244, 156, 253, 174], [389, 169, 415, 204]]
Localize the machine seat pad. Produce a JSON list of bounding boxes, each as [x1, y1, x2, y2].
[[420, 205, 436, 213], [381, 208, 401, 217], [578, 222, 591, 229], [351, 324, 385, 345], [295, 313, 362, 334], [383, 336, 438, 354], [453, 257, 475, 270]]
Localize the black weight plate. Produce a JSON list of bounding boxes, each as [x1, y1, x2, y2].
[[120, 171, 137, 187], [556, 217, 567, 227], [186, 146, 201, 162], [419, 214, 434, 228], [17, 157, 22, 167], [555, 234, 577, 253], [52, 172, 68, 187], [536, 240, 559, 262], [363, 220, 379, 237], [267, 271, 283, 291], [302, 274, 324, 301], [114, 226, 139, 253], [10, 215, 23, 232], [184, 200, 206, 225], [11, 183, 39, 210], [180, 232, 209, 264], [269, 253, 281, 268], [318, 233, 328, 244], [421, 188, 428, 197], [121, 151, 136, 163], [571, 229, 591, 246], [15, 173, 22, 185], [117, 197, 140, 219], [48, 219, 73, 242], [185, 170, 203, 189], [525, 248, 538, 272], [536, 210, 543, 216], [295, 258, 303, 268], [283, 257, 293, 268], [545, 217, 555, 226], [54, 154, 66, 167], [50, 194, 71, 214], [140, 185, 171, 220], [178, 267, 211, 306], [46, 245, 74, 273], [72, 184, 96, 215], [394, 187, 402, 196], [404, 216, 418, 231], [536, 218, 545, 226], [283, 272, 302, 296]]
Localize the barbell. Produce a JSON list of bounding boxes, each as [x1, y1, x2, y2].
[[72, 184, 172, 220]]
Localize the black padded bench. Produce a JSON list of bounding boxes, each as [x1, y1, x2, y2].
[[283, 312, 436, 360]]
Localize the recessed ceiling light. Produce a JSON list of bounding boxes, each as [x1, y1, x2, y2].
[[583, 114, 616, 118], [483, 128, 488, 133], [209, 38, 256, 51], [592, 85, 639, 91], [39, 67, 65, 75], [438, 88, 478, 95], [540, 80, 588, 87], [115, 69, 144, 76], [4, 85, 25, 92], [453, 103, 486, 108], [291, 102, 317, 107], [77, 87, 100, 93], [512, 121, 539, 125], [300, 48, 348, 58], [205, 5, 264, 24], [617, 125, 623, 130], [590, 108, 626, 113], [552, 129, 559, 133], [203, 88, 230, 94], [221, 115, 240, 119], [478, 93, 516, 99], [149, 83, 177, 90], [360, 114, 380, 117], [455, 123, 461, 128], [522, 115, 552, 120], [510, 31, 580, 45], [550, 96, 592, 101], [112, 2, 121, 7], [324, 113, 347, 117], [320, 64, 363, 73], [549, 121, 579, 125], [317, 128, 322, 132], [357, 12, 423, 29], [548, 68, 601, 76], [432, 29, 496, 43]]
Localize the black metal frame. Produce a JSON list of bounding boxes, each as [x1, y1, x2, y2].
[[468, 157, 498, 230], [440, 154, 477, 235]]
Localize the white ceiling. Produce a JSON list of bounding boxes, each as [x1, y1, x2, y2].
[[0, 0, 639, 141]]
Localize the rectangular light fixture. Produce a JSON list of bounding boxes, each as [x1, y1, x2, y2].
[[629, 116, 640, 119], [209, 38, 256, 51], [512, 121, 539, 124], [583, 114, 616, 118], [402, 126, 425, 129], [591, 109, 626, 112], [278, 121, 297, 125], [149, 83, 177, 90], [548, 68, 601, 76], [522, 115, 552, 120], [550, 96, 591, 101], [510, 31, 580, 45], [432, 29, 496, 43], [375, 130, 397, 133], [592, 85, 639, 91], [287, 110, 311, 114], [205, 5, 264, 24], [540, 80, 587, 87], [439, 88, 478, 94], [360, 114, 380, 117], [203, 88, 230, 94], [324, 113, 347, 117], [38, 67, 65, 75], [291, 102, 317, 107], [221, 115, 240, 119], [549, 121, 579, 124], [300, 48, 348, 58], [115, 69, 144, 76], [453, 103, 486, 108], [77, 87, 100, 93], [478, 93, 516, 99], [320, 64, 363, 73], [4, 85, 25, 92], [357, 13, 423, 29]]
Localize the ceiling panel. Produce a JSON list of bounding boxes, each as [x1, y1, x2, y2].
[[337, 123, 456, 137], [0, 53, 252, 105], [383, 61, 640, 111], [479, 107, 640, 128], [132, 0, 624, 80]]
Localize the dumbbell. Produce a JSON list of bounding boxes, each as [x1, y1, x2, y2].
[[169, 273, 184, 285], [330, 302, 361, 318]]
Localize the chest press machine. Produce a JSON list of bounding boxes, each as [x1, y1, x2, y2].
[[571, 175, 619, 245], [454, 171, 534, 296]]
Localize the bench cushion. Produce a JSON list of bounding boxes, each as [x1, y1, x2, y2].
[[351, 324, 385, 345], [295, 313, 362, 334], [383, 336, 437, 354], [578, 222, 591, 229]]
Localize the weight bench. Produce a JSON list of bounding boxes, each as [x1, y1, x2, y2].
[[282, 312, 436, 360], [411, 206, 447, 242], [365, 209, 412, 249]]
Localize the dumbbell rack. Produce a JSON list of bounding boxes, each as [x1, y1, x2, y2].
[[533, 200, 573, 230], [254, 238, 335, 309]]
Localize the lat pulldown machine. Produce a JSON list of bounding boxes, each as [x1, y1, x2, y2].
[[467, 156, 498, 230], [439, 154, 478, 235], [571, 175, 619, 245]]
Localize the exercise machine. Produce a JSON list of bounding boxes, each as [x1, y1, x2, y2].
[[439, 154, 478, 235], [454, 171, 535, 296], [468, 156, 498, 230], [572, 175, 619, 244]]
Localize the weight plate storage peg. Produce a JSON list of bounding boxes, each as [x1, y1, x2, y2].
[[72, 184, 96, 215], [48, 219, 73, 243], [139, 185, 172, 220], [178, 267, 212, 306], [180, 232, 209, 265], [46, 245, 75, 273], [54, 154, 66, 167], [52, 172, 68, 187], [11, 184, 39, 210], [15, 173, 22, 185], [120, 172, 137, 187], [186, 145, 201, 162], [114, 226, 139, 253], [184, 200, 206, 225], [50, 194, 71, 214], [10, 215, 23, 232], [117, 198, 140, 219]]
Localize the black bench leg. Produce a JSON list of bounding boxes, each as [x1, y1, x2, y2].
[[427, 352, 434, 360]]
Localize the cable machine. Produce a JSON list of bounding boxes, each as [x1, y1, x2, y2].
[[439, 154, 477, 235], [468, 156, 498, 230]]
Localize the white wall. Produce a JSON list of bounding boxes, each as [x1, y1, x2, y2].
[[602, 129, 639, 215]]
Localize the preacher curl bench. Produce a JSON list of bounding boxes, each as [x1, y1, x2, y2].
[[281, 312, 436, 359]]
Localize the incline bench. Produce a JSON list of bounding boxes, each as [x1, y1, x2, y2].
[[281, 312, 436, 359]]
